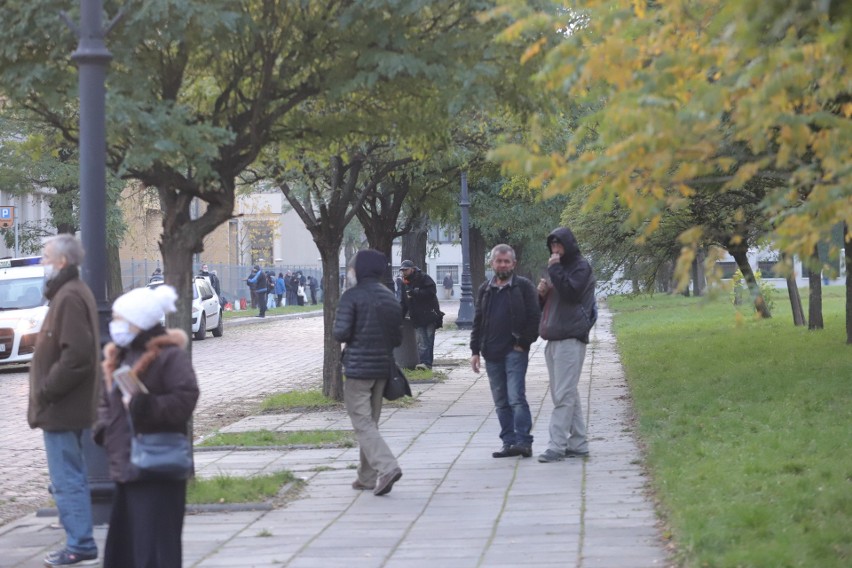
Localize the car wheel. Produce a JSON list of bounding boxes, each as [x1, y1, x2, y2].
[[193, 314, 206, 340], [212, 310, 224, 337]]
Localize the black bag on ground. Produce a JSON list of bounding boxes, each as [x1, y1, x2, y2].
[[383, 365, 412, 401]]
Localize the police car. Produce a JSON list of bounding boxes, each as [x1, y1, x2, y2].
[[0, 257, 48, 365]]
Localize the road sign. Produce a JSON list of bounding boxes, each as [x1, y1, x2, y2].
[[0, 207, 14, 229]]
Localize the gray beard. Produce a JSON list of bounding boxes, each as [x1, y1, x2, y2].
[[495, 270, 514, 281]]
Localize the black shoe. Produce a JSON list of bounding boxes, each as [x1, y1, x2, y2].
[[564, 449, 590, 458], [492, 445, 512, 458], [507, 444, 532, 458]]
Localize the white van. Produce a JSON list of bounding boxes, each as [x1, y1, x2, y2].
[[0, 257, 47, 365]]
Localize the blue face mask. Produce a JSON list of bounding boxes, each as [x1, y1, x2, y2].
[[109, 320, 138, 347]]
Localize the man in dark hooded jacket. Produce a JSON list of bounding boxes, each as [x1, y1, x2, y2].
[[537, 227, 597, 463], [399, 260, 442, 369], [333, 250, 404, 496]]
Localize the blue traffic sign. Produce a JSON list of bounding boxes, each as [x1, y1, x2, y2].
[[0, 207, 11, 219]]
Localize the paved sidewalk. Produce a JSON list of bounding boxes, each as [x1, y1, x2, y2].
[[0, 305, 669, 567]]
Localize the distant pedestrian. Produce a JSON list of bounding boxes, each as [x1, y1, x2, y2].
[[333, 250, 404, 496], [266, 272, 276, 310], [307, 275, 318, 305], [296, 271, 306, 306], [198, 263, 221, 297], [537, 227, 597, 463], [286, 271, 299, 306], [246, 266, 258, 308], [442, 272, 454, 299], [399, 260, 443, 369], [470, 244, 540, 459], [248, 265, 268, 317], [28, 234, 100, 567], [149, 266, 164, 284], [96, 284, 199, 568], [275, 273, 286, 307]]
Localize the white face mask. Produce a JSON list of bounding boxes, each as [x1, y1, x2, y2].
[[109, 320, 138, 348], [43, 264, 57, 282], [346, 268, 358, 288]]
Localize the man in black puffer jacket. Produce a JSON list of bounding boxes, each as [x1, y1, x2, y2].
[[333, 249, 404, 496], [536, 227, 597, 464]]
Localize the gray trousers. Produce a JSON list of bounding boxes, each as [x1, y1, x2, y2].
[[344, 378, 399, 486], [544, 338, 589, 454]]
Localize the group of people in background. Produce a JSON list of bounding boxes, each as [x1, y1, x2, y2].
[[244, 267, 320, 316]]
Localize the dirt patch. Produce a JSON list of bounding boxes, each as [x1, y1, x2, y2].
[[192, 396, 267, 440]]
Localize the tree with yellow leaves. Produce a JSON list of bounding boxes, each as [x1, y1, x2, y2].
[[490, 0, 851, 332]]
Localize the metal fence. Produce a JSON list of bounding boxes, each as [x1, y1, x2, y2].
[[120, 259, 324, 304]]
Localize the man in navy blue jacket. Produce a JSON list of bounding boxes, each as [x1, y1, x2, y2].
[[247, 265, 268, 317]]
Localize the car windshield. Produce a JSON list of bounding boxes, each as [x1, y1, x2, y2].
[[0, 277, 45, 310]]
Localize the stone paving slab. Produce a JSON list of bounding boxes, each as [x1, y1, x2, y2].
[[0, 303, 671, 567]]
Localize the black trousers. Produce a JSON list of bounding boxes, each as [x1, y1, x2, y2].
[[256, 291, 267, 316], [104, 479, 187, 568]]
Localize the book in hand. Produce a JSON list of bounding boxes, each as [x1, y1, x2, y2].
[[112, 365, 148, 399]]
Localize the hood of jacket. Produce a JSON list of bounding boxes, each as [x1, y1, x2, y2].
[[354, 249, 387, 282], [547, 227, 581, 264]]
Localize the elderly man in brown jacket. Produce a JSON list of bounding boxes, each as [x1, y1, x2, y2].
[[28, 234, 101, 567]]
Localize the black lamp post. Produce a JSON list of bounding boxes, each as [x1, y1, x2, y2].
[[455, 171, 474, 329], [65, 0, 123, 524]]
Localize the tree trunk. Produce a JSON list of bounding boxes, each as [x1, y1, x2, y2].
[[361, 221, 397, 291], [107, 242, 124, 301], [318, 243, 344, 401], [470, 225, 486, 298], [808, 246, 824, 330], [160, 236, 196, 356], [401, 222, 427, 270], [729, 245, 772, 318], [692, 249, 705, 297], [156, 186, 233, 354], [845, 222, 851, 344], [656, 260, 674, 293], [357, 177, 410, 291], [781, 252, 805, 326]]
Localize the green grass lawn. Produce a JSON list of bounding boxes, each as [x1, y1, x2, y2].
[[199, 429, 353, 448], [608, 286, 850, 567], [223, 303, 322, 320], [261, 389, 341, 412], [187, 471, 296, 505]]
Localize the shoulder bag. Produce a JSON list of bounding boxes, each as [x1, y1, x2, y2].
[[371, 299, 412, 401], [128, 413, 193, 480]]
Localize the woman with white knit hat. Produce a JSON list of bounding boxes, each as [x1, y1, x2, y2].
[[93, 285, 199, 568]]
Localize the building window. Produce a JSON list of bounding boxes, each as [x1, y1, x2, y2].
[[437, 265, 458, 283], [429, 224, 457, 244]]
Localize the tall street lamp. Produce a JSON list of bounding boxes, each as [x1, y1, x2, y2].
[[455, 171, 474, 329], [64, 0, 124, 523]]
